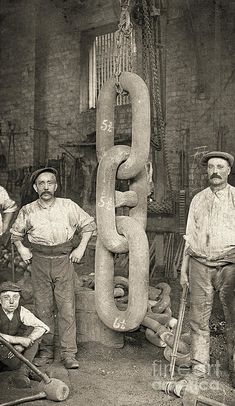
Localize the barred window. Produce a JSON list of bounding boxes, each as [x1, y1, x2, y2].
[[88, 29, 136, 108]]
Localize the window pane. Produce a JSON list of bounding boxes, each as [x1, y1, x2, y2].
[[89, 29, 136, 108]]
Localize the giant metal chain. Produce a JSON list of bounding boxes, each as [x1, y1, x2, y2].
[[95, 71, 150, 331]]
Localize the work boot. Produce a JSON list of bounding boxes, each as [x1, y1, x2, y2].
[[34, 350, 53, 367], [34, 355, 53, 367], [63, 357, 79, 369]]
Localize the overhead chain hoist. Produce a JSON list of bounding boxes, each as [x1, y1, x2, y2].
[[95, 1, 150, 332]]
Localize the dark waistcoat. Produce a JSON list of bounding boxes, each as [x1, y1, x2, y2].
[[0, 306, 23, 336]]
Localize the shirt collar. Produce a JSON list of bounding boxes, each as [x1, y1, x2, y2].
[[37, 197, 56, 209], [208, 184, 230, 198]]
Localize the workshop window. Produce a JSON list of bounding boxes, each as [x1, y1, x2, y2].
[[80, 27, 136, 111]]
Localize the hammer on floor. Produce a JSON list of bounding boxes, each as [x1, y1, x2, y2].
[[0, 336, 69, 404], [153, 379, 229, 406]]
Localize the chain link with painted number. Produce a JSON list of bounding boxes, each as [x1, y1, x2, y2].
[[95, 71, 151, 332]]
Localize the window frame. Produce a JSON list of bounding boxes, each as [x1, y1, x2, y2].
[[80, 23, 118, 112]]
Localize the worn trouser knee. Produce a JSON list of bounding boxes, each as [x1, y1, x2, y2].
[[0, 341, 39, 371]]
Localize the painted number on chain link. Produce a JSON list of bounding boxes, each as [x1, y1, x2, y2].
[[113, 317, 126, 330], [97, 192, 112, 210], [100, 119, 113, 132]]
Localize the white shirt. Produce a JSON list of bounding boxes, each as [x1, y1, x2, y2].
[[185, 184, 235, 259], [2, 305, 49, 341], [11, 198, 96, 246]]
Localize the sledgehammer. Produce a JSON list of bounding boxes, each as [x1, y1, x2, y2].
[[154, 379, 228, 406], [0, 336, 69, 403]]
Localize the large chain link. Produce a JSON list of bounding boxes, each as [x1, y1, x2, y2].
[[95, 71, 150, 331]]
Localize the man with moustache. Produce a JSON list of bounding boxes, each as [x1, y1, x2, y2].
[[180, 151, 235, 387], [10, 167, 96, 369]]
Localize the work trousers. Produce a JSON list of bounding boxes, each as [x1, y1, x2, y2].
[[189, 257, 235, 373], [31, 241, 77, 360], [0, 340, 39, 370]]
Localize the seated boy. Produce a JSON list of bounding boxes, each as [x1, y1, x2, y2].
[[0, 281, 49, 387]]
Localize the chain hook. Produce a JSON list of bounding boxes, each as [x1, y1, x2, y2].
[[114, 0, 133, 96]]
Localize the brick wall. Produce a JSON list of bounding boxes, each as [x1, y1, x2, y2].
[[0, 0, 234, 205], [166, 0, 235, 197], [0, 1, 35, 197]]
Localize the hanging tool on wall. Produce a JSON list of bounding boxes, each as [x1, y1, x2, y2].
[[0, 124, 7, 169], [171, 129, 189, 279], [179, 128, 189, 235], [6, 122, 16, 193], [2, 122, 28, 192]]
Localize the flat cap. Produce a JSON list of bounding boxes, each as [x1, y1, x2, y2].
[[0, 281, 21, 294], [30, 167, 58, 185], [200, 151, 234, 167]]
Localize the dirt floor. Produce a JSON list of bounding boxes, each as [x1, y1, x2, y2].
[[0, 253, 235, 406]]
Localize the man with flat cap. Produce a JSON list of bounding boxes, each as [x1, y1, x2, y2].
[[181, 151, 235, 387], [0, 281, 49, 387], [10, 167, 96, 369]]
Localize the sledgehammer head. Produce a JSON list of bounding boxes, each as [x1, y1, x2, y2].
[[39, 378, 70, 401]]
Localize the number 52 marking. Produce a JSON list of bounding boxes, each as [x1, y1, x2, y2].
[[101, 119, 113, 132]]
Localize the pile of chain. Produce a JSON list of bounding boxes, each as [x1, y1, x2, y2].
[[114, 277, 191, 366], [79, 273, 191, 366]]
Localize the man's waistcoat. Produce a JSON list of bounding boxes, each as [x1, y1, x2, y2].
[[0, 306, 23, 336]]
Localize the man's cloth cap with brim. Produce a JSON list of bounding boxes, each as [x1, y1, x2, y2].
[[200, 151, 234, 168], [30, 167, 58, 185], [0, 281, 21, 294]]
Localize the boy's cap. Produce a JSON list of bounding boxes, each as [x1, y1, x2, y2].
[[0, 281, 21, 294], [30, 167, 58, 185], [200, 151, 234, 167]]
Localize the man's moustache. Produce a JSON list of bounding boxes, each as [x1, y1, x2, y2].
[[41, 192, 52, 196], [210, 174, 222, 179]]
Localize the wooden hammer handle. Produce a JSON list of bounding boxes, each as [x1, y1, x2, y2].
[[197, 394, 228, 406], [0, 392, 46, 406], [0, 336, 50, 384]]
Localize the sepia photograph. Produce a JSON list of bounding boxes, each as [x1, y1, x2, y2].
[[0, 0, 234, 405]]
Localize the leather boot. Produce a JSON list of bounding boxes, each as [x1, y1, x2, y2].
[[34, 349, 53, 367]]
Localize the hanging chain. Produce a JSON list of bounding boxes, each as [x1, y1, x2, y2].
[[114, 0, 133, 96], [142, 0, 174, 203], [95, 72, 150, 331]]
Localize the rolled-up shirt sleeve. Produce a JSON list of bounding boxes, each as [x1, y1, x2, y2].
[[20, 306, 49, 341], [0, 187, 17, 213], [69, 200, 96, 235], [10, 207, 28, 242]]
